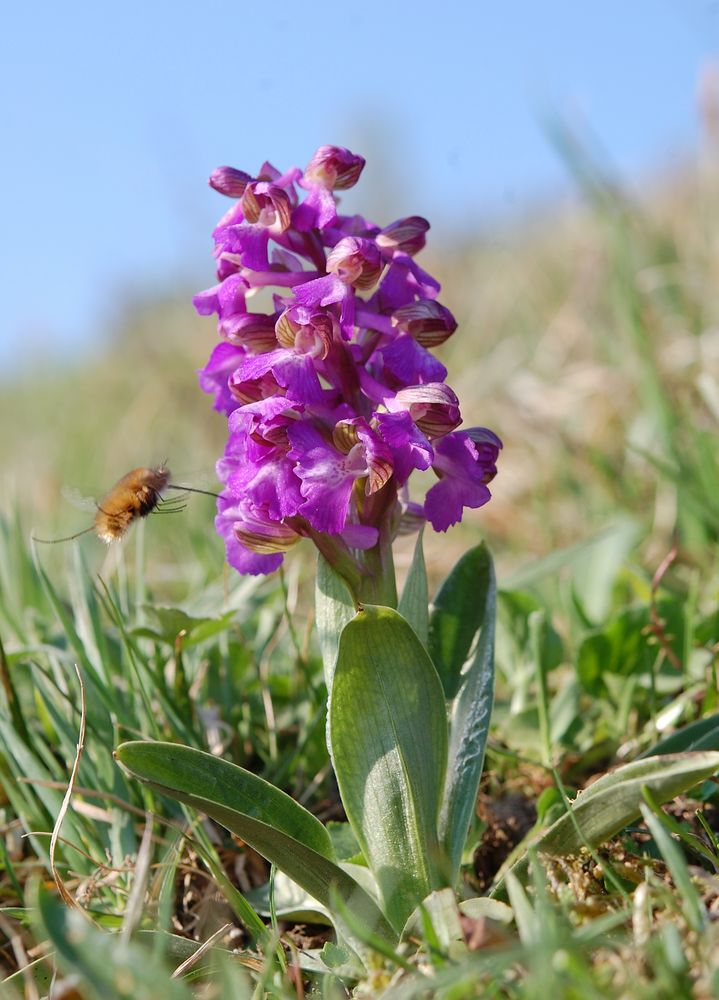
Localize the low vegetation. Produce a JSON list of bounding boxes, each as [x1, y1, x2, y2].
[[2, 133, 719, 997]]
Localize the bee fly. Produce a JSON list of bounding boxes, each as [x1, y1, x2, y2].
[[33, 464, 219, 544]]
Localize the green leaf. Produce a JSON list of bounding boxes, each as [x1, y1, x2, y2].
[[397, 532, 429, 647], [329, 606, 449, 931], [115, 741, 395, 943], [329, 887, 417, 974], [439, 548, 496, 879], [116, 741, 330, 853], [577, 605, 661, 696], [326, 821, 362, 861], [401, 887, 464, 953], [315, 554, 356, 691], [428, 544, 493, 699], [246, 870, 331, 923], [458, 897, 513, 924], [570, 516, 640, 623], [136, 607, 236, 647], [491, 752, 719, 895], [505, 871, 538, 947], [640, 712, 719, 757]]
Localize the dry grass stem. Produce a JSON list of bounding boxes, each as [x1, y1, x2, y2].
[[49, 663, 86, 912]]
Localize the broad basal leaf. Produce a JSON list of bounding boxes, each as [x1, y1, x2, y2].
[[115, 741, 395, 942], [491, 751, 719, 895], [329, 606, 448, 931]]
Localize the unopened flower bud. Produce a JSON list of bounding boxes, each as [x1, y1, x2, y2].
[[209, 166, 253, 198], [376, 216, 429, 257], [222, 312, 278, 353], [229, 369, 280, 405], [304, 145, 365, 190], [386, 384, 461, 439], [234, 510, 300, 554], [392, 299, 458, 348], [326, 237, 383, 290]]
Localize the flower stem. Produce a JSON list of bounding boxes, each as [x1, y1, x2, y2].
[[357, 526, 398, 608]]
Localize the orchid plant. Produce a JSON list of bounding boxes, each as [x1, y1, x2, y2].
[[114, 146, 718, 969]]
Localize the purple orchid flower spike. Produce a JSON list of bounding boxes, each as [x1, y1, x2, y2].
[[195, 144, 500, 601]]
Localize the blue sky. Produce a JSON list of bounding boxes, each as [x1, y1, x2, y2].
[[2, 1, 717, 370]]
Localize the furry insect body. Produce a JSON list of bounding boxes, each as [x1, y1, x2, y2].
[[33, 465, 219, 544], [94, 466, 172, 542]]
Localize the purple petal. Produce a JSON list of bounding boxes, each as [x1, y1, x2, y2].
[[376, 216, 429, 257], [292, 274, 355, 338], [466, 426, 503, 483], [326, 237, 382, 290], [424, 476, 490, 531], [293, 185, 337, 231], [227, 456, 303, 520], [221, 311, 278, 351], [351, 419, 394, 494], [397, 253, 440, 299], [228, 395, 302, 443], [293, 273, 347, 309], [193, 283, 223, 316], [270, 246, 304, 271], [198, 342, 246, 414], [212, 201, 245, 245], [381, 335, 447, 384], [215, 499, 285, 575], [371, 255, 440, 312], [340, 524, 379, 549], [218, 225, 270, 270], [193, 273, 248, 321], [272, 353, 325, 404], [424, 433, 492, 531], [385, 383, 461, 438], [231, 348, 325, 406], [224, 532, 284, 575], [376, 411, 433, 484], [392, 298, 457, 347], [357, 363, 394, 404]]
